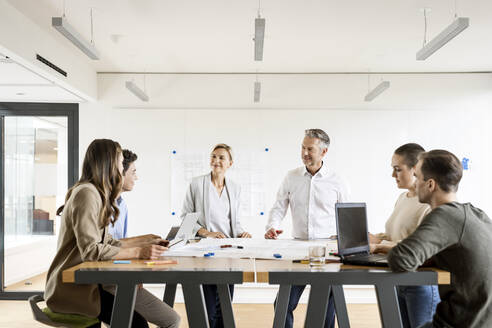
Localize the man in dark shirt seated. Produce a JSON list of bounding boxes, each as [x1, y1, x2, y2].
[[388, 149, 492, 328]]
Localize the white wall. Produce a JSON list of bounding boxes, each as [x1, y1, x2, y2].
[[80, 100, 492, 238], [77, 73, 492, 303]]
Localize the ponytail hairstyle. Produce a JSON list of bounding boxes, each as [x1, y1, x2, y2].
[[57, 139, 123, 228], [394, 143, 425, 168]]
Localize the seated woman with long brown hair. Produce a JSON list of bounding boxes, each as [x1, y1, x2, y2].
[[44, 139, 180, 328]]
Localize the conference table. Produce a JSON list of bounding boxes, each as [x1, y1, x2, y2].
[[62, 257, 450, 328]]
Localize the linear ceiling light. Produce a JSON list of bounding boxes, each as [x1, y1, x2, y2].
[[364, 81, 390, 102], [52, 17, 100, 60], [254, 81, 261, 102], [416, 17, 469, 60], [126, 81, 149, 102], [254, 17, 265, 61]]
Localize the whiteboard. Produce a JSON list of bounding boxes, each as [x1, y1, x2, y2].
[[170, 149, 269, 220]]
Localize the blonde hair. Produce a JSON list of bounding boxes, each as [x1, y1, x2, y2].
[[212, 143, 233, 161]]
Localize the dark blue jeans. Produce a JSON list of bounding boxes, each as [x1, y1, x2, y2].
[[417, 322, 434, 328], [202, 284, 235, 328], [274, 285, 335, 328], [397, 285, 440, 328]]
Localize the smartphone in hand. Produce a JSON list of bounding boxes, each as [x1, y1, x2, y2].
[[157, 239, 170, 247]]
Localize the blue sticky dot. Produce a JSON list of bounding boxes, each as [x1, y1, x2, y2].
[[172, 150, 176, 154], [171, 212, 175, 215], [260, 212, 264, 215], [265, 148, 269, 152]]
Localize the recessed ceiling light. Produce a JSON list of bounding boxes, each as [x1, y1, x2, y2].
[[0, 53, 13, 64], [110, 34, 124, 44]]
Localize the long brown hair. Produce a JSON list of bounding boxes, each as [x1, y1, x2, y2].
[[57, 139, 123, 228]]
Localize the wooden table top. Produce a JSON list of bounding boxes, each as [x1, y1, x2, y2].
[[62, 257, 450, 285], [253, 260, 450, 284]]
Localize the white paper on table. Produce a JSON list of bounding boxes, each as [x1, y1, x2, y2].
[[163, 238, 338, 260]]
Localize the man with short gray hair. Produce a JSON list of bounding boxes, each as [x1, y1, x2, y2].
[[265, 128, 349, 328], [304, 128, 330, 149]]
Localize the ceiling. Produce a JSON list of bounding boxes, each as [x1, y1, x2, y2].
[[0, 54, 85, 102], [7, 0, 492, 73]]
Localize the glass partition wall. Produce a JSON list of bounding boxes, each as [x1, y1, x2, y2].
[[0, 103, 78, 300]]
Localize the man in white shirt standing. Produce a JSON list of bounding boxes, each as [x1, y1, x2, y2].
[[265, 129, 349, 328]]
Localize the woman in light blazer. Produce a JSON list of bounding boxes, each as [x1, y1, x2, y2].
[[181, 143, 251, 327]]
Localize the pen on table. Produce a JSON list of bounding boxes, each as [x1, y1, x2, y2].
[[220, 245, 244, 249], [292, 259, 340, 264], [113, 260, 131, 264], [144, 260, 178, 265], [292, 260, 310, 264]]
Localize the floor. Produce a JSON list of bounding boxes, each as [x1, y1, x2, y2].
[[0, 301, 381, 328], [1, 273, 381, 327]]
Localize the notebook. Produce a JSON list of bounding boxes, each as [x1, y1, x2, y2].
[[335, 202, 388, 267]]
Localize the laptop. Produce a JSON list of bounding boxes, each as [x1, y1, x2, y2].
[[335, 203, 388, 267], [165, 213, 199, 248]]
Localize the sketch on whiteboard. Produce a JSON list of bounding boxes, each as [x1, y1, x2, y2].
[[170, 149, 268, 221]]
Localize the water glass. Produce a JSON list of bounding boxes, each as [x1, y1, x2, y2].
[[309, 246, 326, 266]]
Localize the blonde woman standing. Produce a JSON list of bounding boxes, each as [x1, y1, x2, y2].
[[181, 143, 251, 327]]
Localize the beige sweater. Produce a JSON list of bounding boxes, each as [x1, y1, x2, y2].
[[377, 192, 431, 244], [44, 183, 121, 318]]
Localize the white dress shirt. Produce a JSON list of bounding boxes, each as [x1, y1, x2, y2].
[[266, 163, 350, 239], [208, 184, 232, 237]]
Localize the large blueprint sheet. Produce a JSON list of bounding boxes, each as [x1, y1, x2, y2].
[[165, 238, 338, 260]]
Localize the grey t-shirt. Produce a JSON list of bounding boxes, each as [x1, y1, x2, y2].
[[388, 202, 492, 328]]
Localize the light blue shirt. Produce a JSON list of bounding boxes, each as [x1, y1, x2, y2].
[[108, 196, 128, 239]]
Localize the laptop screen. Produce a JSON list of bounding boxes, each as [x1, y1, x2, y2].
[[165, 226, 180, 241], [335, 203, 370, 256]]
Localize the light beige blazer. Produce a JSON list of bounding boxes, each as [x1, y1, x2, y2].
[[180, 173, 244, 237], [44, 183, 121, 317]]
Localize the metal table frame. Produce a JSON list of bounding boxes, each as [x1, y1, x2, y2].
[[75, 268, 243, 328], [269, 269, 439, 328]]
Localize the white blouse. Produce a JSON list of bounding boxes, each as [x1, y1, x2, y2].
[[208, 183, 232, 237]]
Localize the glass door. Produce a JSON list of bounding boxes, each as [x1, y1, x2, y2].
[[0, 104, 78, 299]]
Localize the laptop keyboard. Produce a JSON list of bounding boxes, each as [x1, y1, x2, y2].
[[349, 254, 388, 262]]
